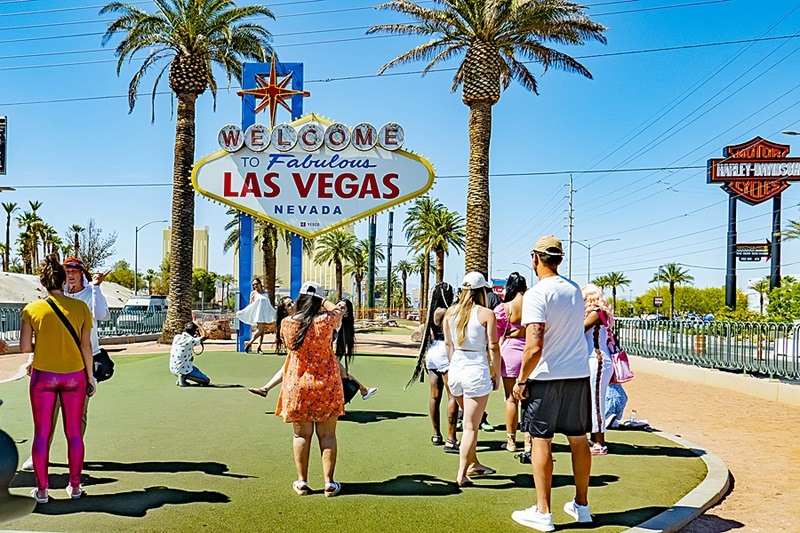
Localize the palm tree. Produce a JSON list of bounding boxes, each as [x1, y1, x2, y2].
[[16, 211, 39, 274], [650, 263, 694, 319], [69, 224, 84, 257], [1, 202, 17, 271], [604, 271, 631, 313], [101, 0, 275, 343], [749, 277, 770, 315], [370, 0, 606, 274], [405, 200, 465, 284], [346, 239, 386, 317], [218, 273, 235, 311], [591, 274, 609, 290], [395, 259, 414, 316], [144, 268, 158, 295], [403, 197, 440, 309], [315, 230, 357, 300]]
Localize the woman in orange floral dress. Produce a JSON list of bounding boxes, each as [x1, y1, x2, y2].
[[276, 282, 344, 497]]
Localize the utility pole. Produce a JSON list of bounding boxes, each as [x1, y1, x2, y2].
[[568, 175, 574, 279]]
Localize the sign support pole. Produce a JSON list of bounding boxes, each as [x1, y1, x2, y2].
[[725, 192, 737, 309], [237, 60, 305, 351], [386, 211, 394, 317], [771, 193, 782, 290], [367, 215, 377, 317]]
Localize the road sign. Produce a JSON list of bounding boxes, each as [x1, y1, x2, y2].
[[735, 239, 771, 262], [653, 296, 663, 308]]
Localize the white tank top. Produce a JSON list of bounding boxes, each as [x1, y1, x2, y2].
[[450, 307, 486, 352]]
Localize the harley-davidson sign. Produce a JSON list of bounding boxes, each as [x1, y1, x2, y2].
[[193, 114, 435, 238], [707, 137, 800, 205]]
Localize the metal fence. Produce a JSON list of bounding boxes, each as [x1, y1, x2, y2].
[[0, 305, 169, 342], [616, 318, 800, 380]]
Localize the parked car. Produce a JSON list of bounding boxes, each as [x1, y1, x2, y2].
[[116, 295, 168, 333]]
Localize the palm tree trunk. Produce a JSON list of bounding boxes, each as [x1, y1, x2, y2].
[[402, 273, 407, 316], [612, 286, 617, 313], [73, 231, 80, 257], [4, 216, 9, 271], [355, 274, 363, 318], [464, 100, 492, 274], [435, 247, 445, 284], [421, 251, 430, 319], [159, 92, 197, 343], [669, 283, 675, 319], [335, 259, 343, 301]]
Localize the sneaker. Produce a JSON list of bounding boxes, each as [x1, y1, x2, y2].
[[590, 443, 608, 456], [21, 456, 34, 471], [563, 500, 592, 523], [361, 387, 378, 400], [511, 506, 554, 531]]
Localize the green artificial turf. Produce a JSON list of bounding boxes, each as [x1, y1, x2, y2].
[[0, 351, 706, 532]]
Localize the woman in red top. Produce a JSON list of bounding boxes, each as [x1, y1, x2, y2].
[[276, 282, 344, 497]]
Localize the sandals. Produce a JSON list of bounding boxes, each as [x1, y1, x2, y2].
[[30, 488, 48, 503], [324, 481, 341, 497], [444, 439, 460, 454], [456, 477, 473, 488], [590, 443, 609, 456], [248, 387, 268, 398], [500, 434, 518, 452], [466, 465, 496, 476], [431, 434, 444, 446], [292, 480, 310, 496]]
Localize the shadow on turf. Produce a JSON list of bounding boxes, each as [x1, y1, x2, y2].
[[11, 472, 117, 489], [605, 441, 698, 458], [341, 474, 458, 496], [32, 486, 230, 517], [339, 411, 426, 424], [51, 461, 254, 479]]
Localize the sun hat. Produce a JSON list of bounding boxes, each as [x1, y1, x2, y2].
[[532, 235, 564, 257], [62, 257, 90, 274], [461, 272, 491, 290], [299, 281, 325, 299]]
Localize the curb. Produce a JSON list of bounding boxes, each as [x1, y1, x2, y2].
[[626, 431, 730, 533]]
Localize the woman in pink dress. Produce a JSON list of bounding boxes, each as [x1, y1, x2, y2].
[[494, 272, 528, 453]]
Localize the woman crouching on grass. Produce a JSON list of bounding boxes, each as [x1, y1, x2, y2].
[[275, 282, 344, 497], [443, 272, 502, 487]]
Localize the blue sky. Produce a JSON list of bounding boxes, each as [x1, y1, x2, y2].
[[3, 0, 800, 303]]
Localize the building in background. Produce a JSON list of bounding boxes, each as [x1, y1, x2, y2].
[[163, 226, 209, 271]]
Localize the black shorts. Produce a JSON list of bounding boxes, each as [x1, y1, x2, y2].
[[520, 377, 591, 439]]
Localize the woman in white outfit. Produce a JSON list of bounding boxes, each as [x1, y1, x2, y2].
[[581, 283, 615, 455], [236, 278, 276, 353], [443, 272, 502, 487]]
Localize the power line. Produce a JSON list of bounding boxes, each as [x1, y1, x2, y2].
[[3, 33, 797, 106]]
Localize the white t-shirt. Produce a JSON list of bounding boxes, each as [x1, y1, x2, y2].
[[169, 332, 202, 375], [521, 275, 589, 380]]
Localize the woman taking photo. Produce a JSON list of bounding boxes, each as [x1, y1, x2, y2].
[[408, 282, 458, 451], [494, 272, 528, 453], [20, 255, 95, 503], [443, 273, 502, 486], [275, 282, 344, 497], [581, 283, 616, 455], [237, 278, 276, 353]]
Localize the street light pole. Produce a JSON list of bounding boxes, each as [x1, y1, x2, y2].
[[134, 219, 167, 295], [511, 261, 534, 281], [574, 238, 620, 283]]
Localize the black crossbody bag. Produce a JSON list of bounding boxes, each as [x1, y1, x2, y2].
[[45, 297, 115, 382]]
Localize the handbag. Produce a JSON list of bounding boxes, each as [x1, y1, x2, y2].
[[597, 310, 634, 384], [45, 297, 115, 382], [342, 377, 359, 404]]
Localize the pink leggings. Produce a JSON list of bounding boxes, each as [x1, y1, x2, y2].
[[29, 369, 87, 490]]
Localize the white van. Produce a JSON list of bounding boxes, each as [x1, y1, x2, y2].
[[116, 296, 168, 333]]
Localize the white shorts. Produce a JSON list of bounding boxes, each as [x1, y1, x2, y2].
[[425, 340, 449, 372], [448, 353, 492, 398]]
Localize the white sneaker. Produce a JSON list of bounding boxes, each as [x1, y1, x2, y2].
[[564, 500, 592, 523], [21, 456, 34, 471], [511, 506, 554, 531], [361, 387, 378, 400]]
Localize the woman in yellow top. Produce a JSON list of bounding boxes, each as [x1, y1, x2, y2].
[[20, 255, 95, 504]]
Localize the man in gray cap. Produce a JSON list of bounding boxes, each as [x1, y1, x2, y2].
[[511, 235, 592, 531]]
